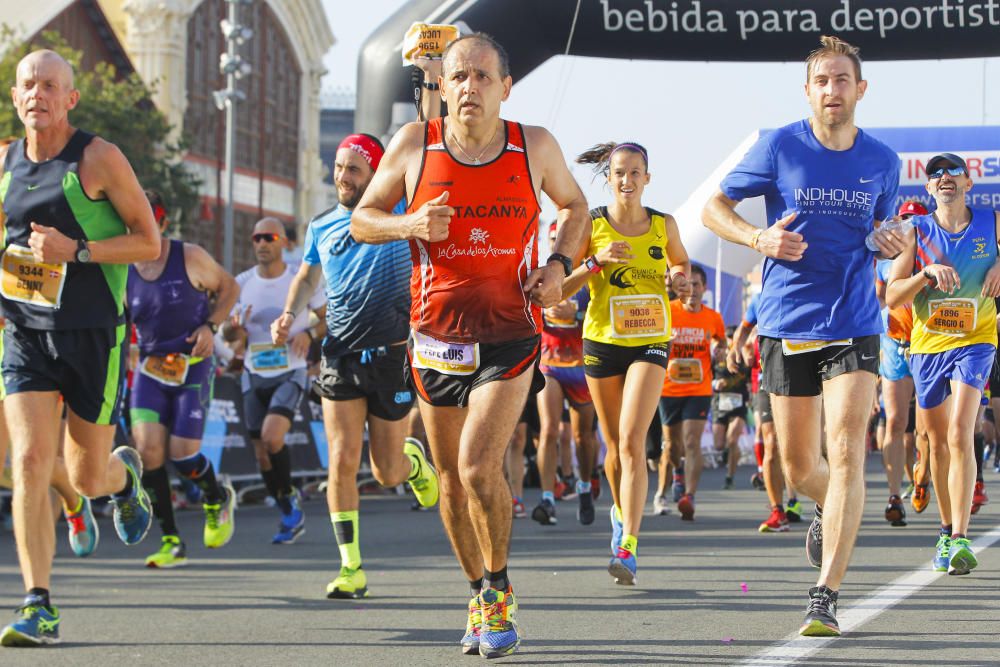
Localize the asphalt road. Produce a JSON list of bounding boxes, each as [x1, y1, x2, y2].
[[1, 458, 998, 666]]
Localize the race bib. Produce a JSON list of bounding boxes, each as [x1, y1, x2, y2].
[[610, 295, 667, 338], [781, 339, 853, 356], [0, 245, 67, 309], [668, 358, 702, 384], [140, 354, 190, 387], [925, 298, 977, 337], [717, 392, 743, 412], [250, 343, 290, 371], [401, 23, 461, 64], [411, 330, 480, 376]]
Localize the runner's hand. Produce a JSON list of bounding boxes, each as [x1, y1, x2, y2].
[[271, 311, 294, 345], [290, 331, 312, 359], [186, 324, 215, 358], [924, 263, 960, 294], [545, 300, 577, 322], [741, 342, 755, 368], [869, 220, 910, 259], [756, 212, 806, 261], [725, 346, 741, 374], [595, 240, 632, 265], [224, 305, 251, 343], [28, 222, 76, 263], [670, 272, 692, 298], [408, 191, 453, 242], [525, 262, 563, 308], [982, 260, 1000, 298]]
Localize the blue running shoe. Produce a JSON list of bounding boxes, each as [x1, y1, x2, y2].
[[608, 547, 637, 586], [671, 472, 685, 502], [0, 603, 60, 646], [65, 496, 99, 557], [111, 447, 152, 545], [932, 535, 951, 572], [478, 586, 520, 659], [947, 537, 978, 575], [272, 489, 305, 544], [609, 505, 623, 555]]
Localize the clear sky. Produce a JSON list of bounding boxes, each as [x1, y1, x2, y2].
[[321, 1, 1000, 226]]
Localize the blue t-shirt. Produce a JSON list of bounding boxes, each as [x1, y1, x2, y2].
[[303, 201, 411, 358], [721, 119, 900, 339], [743, 292, 760, 327]]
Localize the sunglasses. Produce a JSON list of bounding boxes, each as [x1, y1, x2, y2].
[[928, 166, 966, 180], [252, 233, 282, 244]]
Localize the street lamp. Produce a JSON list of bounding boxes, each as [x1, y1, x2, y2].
[[214, 0, 253, 272]]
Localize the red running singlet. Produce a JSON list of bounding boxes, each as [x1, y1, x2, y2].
[[407, 118, 542, 344]]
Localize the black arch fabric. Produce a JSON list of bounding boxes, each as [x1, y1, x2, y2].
[[356, 0, 1000, 137]]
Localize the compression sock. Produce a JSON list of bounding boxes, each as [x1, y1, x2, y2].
[[331, 510, 361, 570], [172, 452, 223, 504], [142, 466, 179, 536], [268, 446, 294, 513], [483, 566, 510, 591]]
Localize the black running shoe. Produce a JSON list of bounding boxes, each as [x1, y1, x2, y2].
[[531, 498, 557, 526], [799, 586, 840, 637], [884, 494, 907, 526], [577, 489, 595, 525], [806, 506, 823, 569]]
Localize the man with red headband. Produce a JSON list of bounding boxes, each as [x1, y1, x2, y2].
[[875, 199, 928, 526], [272, 132, 439, 600]]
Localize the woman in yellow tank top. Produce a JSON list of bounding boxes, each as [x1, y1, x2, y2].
[[562, 141, 691, 586]]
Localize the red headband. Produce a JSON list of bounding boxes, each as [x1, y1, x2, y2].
[[338, 134, 383, 171]]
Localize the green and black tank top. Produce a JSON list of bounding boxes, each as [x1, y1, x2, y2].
[[0, 130, 128, 330]]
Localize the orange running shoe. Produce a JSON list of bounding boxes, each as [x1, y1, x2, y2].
[[911, 484, 930, 513], [971, 480, 988, 515], [758, 506, 790, 533]]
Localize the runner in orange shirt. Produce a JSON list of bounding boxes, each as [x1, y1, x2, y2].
[[656, 265, 726, 520]]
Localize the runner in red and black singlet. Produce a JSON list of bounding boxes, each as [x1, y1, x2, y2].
[[352, 34, 590, 659]]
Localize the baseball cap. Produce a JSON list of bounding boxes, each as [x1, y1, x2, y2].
[[925, 152, 968, 177], [897, 200, 928, 218]]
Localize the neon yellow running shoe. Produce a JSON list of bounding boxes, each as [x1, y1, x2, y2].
[[204, 479, 237, 549], [326, 566, 369, 599], [145, 535, 188, 569], [479, 586, 520, 658], [404, 437, 439, 508]]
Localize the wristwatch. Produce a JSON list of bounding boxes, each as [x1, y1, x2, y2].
[[584, 255, 603, 273], [74, 239, 91, 263], [205, 321, 219, 334], [546, 253, 573, 277]]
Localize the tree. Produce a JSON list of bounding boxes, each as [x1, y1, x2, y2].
[[0, 25, 201, 232]]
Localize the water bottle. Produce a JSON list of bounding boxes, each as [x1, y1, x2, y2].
[[865, 219, 913, 252]]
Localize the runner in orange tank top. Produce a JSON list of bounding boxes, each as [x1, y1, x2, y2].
[[352, 33, 590, 659]]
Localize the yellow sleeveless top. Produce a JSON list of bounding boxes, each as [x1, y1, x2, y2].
[[583, 207, 671, 347]]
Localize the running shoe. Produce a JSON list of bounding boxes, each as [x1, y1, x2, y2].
[[460, 592, 482, 655], [560, 475, 579, 500], [971, 480, 988, 515], [404, 437, 439, 508], [272, 488, 306, 545], [0, 603, 60, 646], [326, 566, 369, 599], [609, 505, 623, 555], [111, 447, 153, 545], [799, 586, 840, 637], [652, 494, 671, 516], [912, 484, 930, 513], [678, 493, 695, 521], [145, 535, 188, 568], [759, 506, 790, 533], [512, 497, 527, 519], [721, 447, 730, 467], [948, 537, 978, 575], [901, 482, 915, 500], [553, 478, 568, 501], [478, 586, 520, 659], [591, 472, 601, 500], [531, 498, 557, 526], [933, 534, 951, 572], [608, 547, 637, 586], [204, 479, 237, 549], [577, 486, 595, 525], [750, 471, 765, 490], [723, 476, 734, 490], [806, 506, 823, 569], [671, 472, 685, 502], [65, 495, 99, 557], [786, 498, 803, 523], [884, 494, 907, 526]]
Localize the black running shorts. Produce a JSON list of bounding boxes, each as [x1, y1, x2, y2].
[[759, 335, 879, 397], [582, 339, 671, 379], [315, 344, 414, 422]]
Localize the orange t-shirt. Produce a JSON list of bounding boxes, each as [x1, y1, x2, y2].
[[661, 301, 726, 397]]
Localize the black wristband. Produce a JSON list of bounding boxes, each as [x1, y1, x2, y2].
[[547, 253, 573, 277], [923, 269, 937, 286], [421, 81, 439, 90], [205, 321, 219, 334]]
